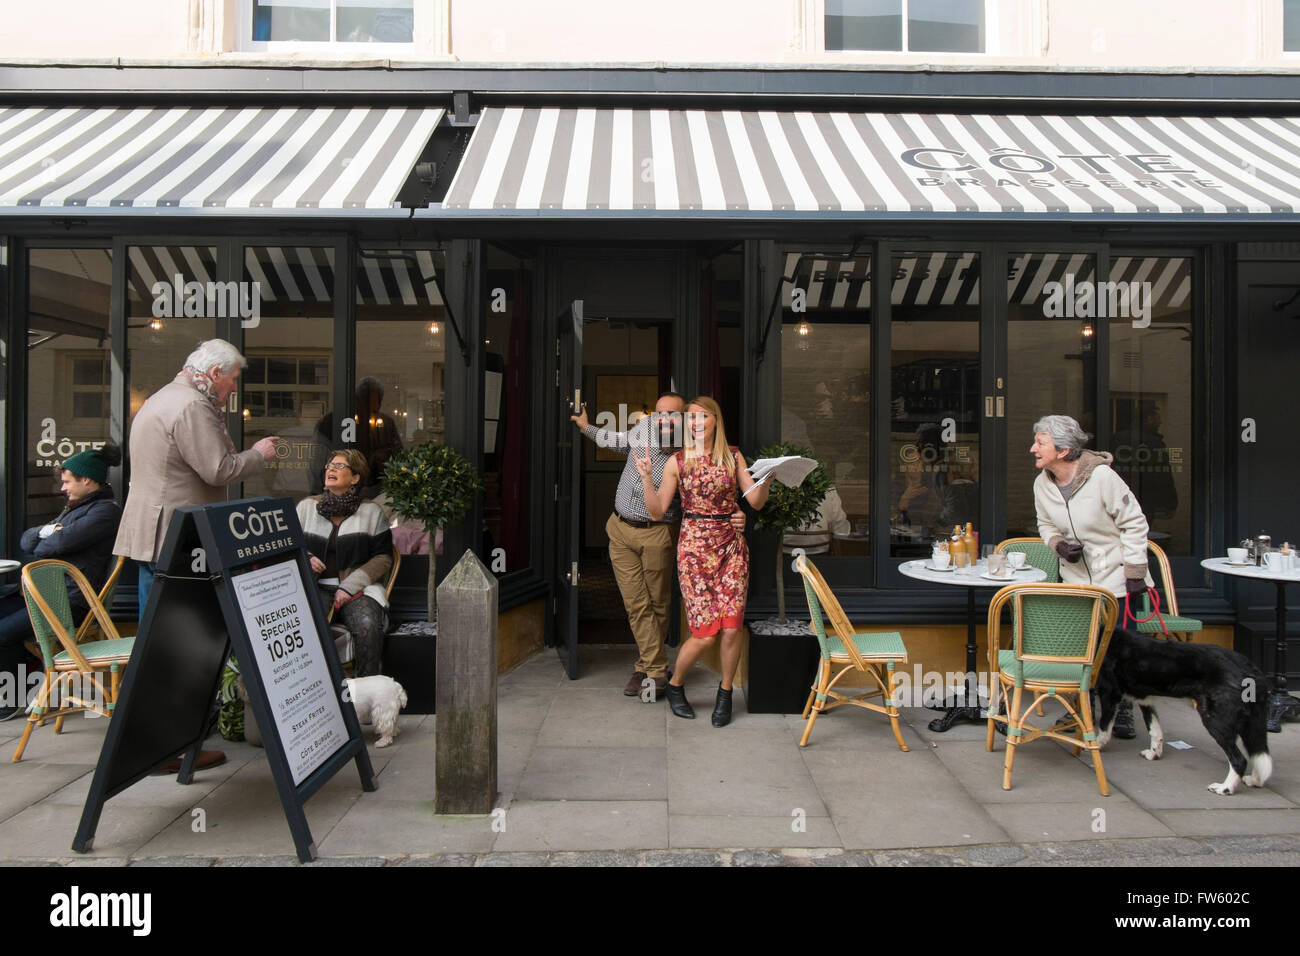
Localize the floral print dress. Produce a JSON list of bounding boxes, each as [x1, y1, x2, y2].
[[675, 448, 749, 638]]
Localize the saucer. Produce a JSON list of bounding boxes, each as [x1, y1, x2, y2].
[[926, 563, 955, 572], [1222, 560, 1255, 567], [981, 571, 1015, 582]]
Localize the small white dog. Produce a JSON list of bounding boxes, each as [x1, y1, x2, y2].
[[344, 675, 408, 748]]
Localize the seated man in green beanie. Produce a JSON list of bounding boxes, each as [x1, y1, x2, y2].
[[0, 443, 122, 721]]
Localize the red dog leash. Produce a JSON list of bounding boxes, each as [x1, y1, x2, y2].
[[1123, 587, 1169, 636]]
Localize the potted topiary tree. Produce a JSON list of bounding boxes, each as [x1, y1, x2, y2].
[[751, 441, 831, 628], [381, 442, 482, 621], [379, 442, 481, 715], [747, 440, 831, 714]]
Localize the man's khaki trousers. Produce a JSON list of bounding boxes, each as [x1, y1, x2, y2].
[[605, 513, 675, 679]]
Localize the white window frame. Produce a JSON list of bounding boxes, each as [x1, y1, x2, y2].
[[820, 0, 991, 55], [238, 0, 419, 55], [63, 351, 112, 428], [242, 350, 333, 428], [1282, 0, 1300, 55]]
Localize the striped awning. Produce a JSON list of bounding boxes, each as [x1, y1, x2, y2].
[[0, 106, 442, 213], [443, 108, 1300, 218], [784, 252, 1192, 310]]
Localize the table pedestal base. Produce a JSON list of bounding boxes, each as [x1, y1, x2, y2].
[[1266, 688, 1300, 733], [928, 704, 985, 733]]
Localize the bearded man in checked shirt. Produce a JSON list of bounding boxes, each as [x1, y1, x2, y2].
[[572, 392, 746, 697]]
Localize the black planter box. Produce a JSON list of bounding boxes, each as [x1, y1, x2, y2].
[[384, 622, 437, 714], [746, 624, 821, 714]]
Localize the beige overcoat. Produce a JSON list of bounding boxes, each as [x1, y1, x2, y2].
[[114, 378, 264, 563]]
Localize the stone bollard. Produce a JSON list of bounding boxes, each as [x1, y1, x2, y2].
[[434, 549, 498, 814]]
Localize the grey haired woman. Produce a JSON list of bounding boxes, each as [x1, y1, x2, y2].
[[1030, 414, 1153, 739]]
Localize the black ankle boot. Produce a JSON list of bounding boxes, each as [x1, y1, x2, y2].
[[711, 685, 733, 727], [666, 682, 695, 719]]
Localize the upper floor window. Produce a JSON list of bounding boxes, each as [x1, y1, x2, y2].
[[1286, 0, 1300, 51], [247, 0, 413, 47], [826, 0, 984, 53]]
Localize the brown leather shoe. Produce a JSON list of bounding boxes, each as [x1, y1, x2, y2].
[[151, 749, 227, 775], [623, 671, 648, 696]]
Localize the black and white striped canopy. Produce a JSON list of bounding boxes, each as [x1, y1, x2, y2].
[[0, 106, 442, 212], [782, 253, 1191, 311], [443, 108, 1300, 218]]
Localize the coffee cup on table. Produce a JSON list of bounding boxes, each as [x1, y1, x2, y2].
[[1227, 547, 1248, 564], [1006, 551, 1027, 570], [931, 550, 951, 570]]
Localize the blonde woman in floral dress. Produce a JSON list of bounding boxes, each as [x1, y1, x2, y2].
[[637, 397, 770, 726]]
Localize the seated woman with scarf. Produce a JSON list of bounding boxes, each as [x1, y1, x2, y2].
[[297, 449, 393, 677]]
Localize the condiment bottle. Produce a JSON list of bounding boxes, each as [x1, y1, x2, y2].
[[963, 522, 976, 562]]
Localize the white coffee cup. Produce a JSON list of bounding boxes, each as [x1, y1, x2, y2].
[[1006, 551, 1027, 570], [1227, 547, 1248, 564], [931, 551, 951, 570]]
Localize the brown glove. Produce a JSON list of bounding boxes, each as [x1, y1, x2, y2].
[[1055, 540, 1083, 563]]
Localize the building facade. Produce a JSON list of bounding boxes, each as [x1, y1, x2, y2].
[[3, 0, 1299, 681]]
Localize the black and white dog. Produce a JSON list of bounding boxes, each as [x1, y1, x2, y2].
[[1094, 629, 1273, 795]]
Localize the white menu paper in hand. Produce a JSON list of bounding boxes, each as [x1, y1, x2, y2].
[[742, 455, 818, 498]]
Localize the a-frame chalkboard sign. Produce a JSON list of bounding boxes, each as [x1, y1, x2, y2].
[[72, 497, 376, 863]]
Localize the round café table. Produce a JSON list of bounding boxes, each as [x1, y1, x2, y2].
[[1201, 556, 1300, 732], [899, 558, 1047, 732]]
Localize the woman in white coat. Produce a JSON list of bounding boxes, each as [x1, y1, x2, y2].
[[1031, 414, 1153, 738]]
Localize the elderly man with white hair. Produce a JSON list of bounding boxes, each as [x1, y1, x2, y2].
[[115, 339, 279, 771], [116, 338, 279, 615]]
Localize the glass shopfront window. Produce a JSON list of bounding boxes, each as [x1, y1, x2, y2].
[[355, 247, 448, 557], [1108, 254, 1195, 556], [241, 246, 335, 501], [780, 250, 872, 556], [889, 251, 981, 559], [26, 247, 113, 528], [482, 245, 534, 576], [1005, 252, 1099, 539]]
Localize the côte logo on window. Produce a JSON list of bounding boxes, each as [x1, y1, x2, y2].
[[151, 275, 262, 329], [34, 418, 106, 468]]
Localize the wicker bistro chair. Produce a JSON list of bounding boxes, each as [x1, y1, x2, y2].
[[1132, 541, 1202, 642], [13, 560, 134, 762], [994, 537, 1061, 582], [793, 554, 910, 752], [984, 582, 1119, 795], [23, 554, 127, 663]]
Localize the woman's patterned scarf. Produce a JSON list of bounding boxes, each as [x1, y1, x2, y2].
[[316, 487, 362, 519], [178, 366, 235, 454]]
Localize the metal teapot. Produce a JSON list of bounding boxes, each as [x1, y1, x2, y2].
[[1255, 532, 1272, 567]]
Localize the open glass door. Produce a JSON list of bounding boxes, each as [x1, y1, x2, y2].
[[553, 300, 583, 678]]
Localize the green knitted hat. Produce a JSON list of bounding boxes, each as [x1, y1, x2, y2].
[[60, 442, 121, 483]]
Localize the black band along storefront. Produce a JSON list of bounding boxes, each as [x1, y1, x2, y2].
[[2, 66, 1298, 686]]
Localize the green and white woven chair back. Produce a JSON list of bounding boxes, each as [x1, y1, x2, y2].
[[1017, 592, 1096, 661], [23, 564, 75, 669], [799, 574, 834, 660], [1006, 542, 1060, 583]]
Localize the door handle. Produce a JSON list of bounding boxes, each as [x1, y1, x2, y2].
[[567, 561, 579, 586], [996, 396, 1005, 418], [985, 396, 994, 417]]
